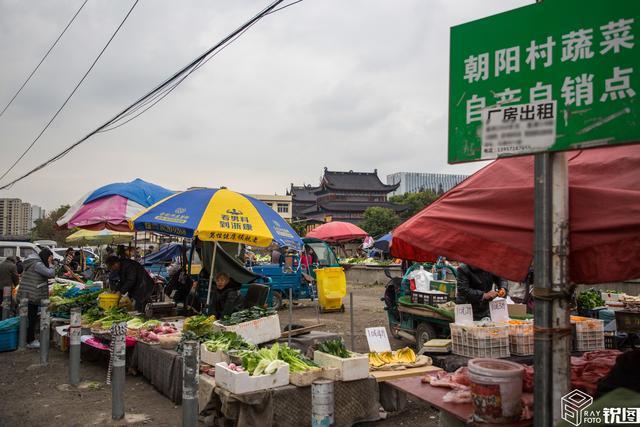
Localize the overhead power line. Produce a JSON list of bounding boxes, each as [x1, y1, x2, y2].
[[0, 0, 89, 120], [0, 0, 140, 184], [0, 0, 301, 190]]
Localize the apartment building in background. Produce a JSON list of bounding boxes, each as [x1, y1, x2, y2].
[[248, 194, 293, 221], [0, 198, 34, 236], [31, 205, 46, 229], [387, 172, 469, 196]]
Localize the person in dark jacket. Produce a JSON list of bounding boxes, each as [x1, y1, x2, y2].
[[456, 263, 507, 320], [0, 256, 20, 309], [208, 272, 244, 320], [105, 255, 154, 313], [19, 248, 55, 349]]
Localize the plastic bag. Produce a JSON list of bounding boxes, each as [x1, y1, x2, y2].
[[411, 266, 433, 293]]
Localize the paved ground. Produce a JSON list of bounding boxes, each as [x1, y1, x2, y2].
[[0, 282, 439, 426]]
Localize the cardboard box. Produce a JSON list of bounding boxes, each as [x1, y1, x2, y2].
[[508, 304, 527, 318], [215, 362, 289, 394], [214, 314, 280, 345], [289, 367, 323, 387], [313, 350, 369, 381]]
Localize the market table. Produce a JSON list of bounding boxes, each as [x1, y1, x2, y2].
[[371, 365, 443, 412], [208, 377, 380, 427], [388, 375, 533, 427], [430, 354, 534, 372], [130, 341, 183, 403]]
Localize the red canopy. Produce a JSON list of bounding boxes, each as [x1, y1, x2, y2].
[[391, 145, 640, 284], [306, 221, 369, 243]]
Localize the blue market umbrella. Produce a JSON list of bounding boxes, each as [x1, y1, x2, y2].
[[373, 233, 393, 253]]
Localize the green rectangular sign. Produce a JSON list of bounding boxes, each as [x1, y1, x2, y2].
[[448, 0, 639, 163]]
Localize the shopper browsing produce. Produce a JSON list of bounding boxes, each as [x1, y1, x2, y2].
[[19, 248, 55, 349], [456, 263, 507, 320], [105, 255, 154, 312]]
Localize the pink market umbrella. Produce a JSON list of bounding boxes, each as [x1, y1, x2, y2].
[[58, 179, 172, 231], [306, 221, 369, 243]]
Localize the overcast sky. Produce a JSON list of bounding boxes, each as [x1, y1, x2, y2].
[[0, 0, 530, 211]]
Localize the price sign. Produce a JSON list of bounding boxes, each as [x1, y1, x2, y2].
[[365, 327, 391, 353], [490, 299, 509, 323], [455, 304, 474, 325], [69, 327, 81, 346], [112, 335, 126, 368]]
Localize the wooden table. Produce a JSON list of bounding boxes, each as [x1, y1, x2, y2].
[[370, 365, 442, 382], [388, 373, 532, 427]]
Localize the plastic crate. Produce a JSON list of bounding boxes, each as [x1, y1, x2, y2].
[[0, 327, 18, 352], [508, 323, 534, 356], [450, 323, 510, 358], [410, 290, 449, 306], [430, 280, 456, 299], [604, 333, 627, 349], [572, 318, 604, 351]]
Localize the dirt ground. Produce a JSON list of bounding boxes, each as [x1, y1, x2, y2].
[[0, 282, 439, 427]]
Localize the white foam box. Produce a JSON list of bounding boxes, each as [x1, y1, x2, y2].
[[215, 362, 289, 394], [313, 350, 369, 382], [200, 343, 229, 366], [213, 314, 281, 345]]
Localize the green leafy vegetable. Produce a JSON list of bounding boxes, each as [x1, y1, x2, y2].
[[278, 344, 318, 372], [577, 289, 606, 310], [219, 306, 275, 326], [316, 339, 351, 358], [203, 331, 254, 352]]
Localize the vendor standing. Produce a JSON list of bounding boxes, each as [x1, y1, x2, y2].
[[19, 249, 56, 349], [105, 255, 154, 312], [208, 272, 244, 319], [0, 256, 20, 309], [456, 263, 507, 320]]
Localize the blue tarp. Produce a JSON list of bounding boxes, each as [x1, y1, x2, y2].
[[373, 233, 392, 252], [143, 243, 183, 266], [85, 178, 173, 207]]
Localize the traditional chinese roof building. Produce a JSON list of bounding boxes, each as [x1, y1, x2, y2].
[[288, 168, 406, 224]]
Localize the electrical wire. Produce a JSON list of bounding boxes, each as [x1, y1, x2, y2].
[[0, 0, 302, 190], [0, 0, 140, 184], [0, 0, 89, 120]]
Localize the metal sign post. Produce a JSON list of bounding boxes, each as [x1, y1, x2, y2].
[[40, 299, 50, 366], [449, 1, 638, 424], [69, 307, 82, 385]]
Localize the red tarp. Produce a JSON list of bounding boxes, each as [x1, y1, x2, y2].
[[306, 221, 369, 242], [391, 145, 640, 284]]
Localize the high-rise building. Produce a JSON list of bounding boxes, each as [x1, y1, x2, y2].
[[0, 198, 34, 236], [31, 205, 45, 229], [386, 172, 469, 196]]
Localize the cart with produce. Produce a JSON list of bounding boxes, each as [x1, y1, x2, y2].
[[382, 264, 458, 349]]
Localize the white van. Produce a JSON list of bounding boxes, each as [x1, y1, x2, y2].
[[0, 241, 64, 263]]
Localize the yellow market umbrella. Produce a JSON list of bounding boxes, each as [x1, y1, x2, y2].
[[66, 229, 134, 245]]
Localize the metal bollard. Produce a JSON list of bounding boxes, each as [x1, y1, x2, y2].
[[69, 307, 81, 385], [40, 300, 50, 366], [18, 298, 28, 349], [288, 287, 293, 347], [182, 340, 199, 427], [350, 292, 355, 352], [311, 379, 334, 427], [111, 322, 127, 420], [2, 287, 11, 320]]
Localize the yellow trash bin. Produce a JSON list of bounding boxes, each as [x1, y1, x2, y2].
[[98, 292, 120, 310], [315, 267, 346, 312]]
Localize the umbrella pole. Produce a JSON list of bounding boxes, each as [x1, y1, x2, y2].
[[205, 242, 217, 310]]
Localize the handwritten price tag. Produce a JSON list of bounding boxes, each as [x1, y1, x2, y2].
[[490, 299, 509, 323], [365, 327, 391, 353], [455, 304, 474, 325]]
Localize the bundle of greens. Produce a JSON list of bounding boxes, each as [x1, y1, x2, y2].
[[82, 306, 104, 325], [219, 306, 276, 326], [49, 289, 102, 314], [176, 330, 216, 353], [278, 344, 318, 373], [577, 289, 605, 310], [241, 343, 288, 376], [203, 331, 254, 353], [91, 307, 132, 330], [183, 315, 216, 337], [316, 339, 351, 358]]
